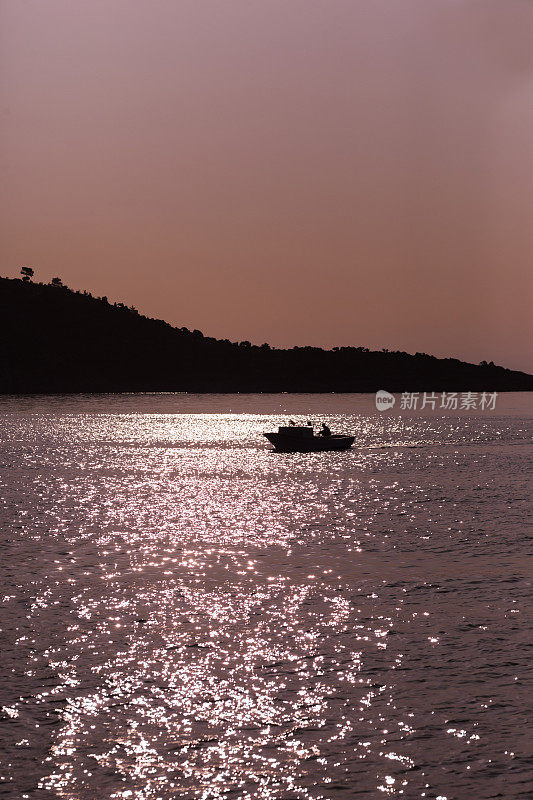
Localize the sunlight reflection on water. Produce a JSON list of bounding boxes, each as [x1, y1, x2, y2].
[[0, 395, 532, 799]]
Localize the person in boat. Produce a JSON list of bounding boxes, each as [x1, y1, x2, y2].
[[320, 422, 331, 437]]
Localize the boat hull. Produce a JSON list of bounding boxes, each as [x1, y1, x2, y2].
[[263, 433, 355, 453]]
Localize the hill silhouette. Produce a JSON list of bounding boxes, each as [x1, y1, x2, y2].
[[1, 276, 531, 393]]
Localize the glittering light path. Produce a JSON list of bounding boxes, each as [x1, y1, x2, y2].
[[0, 399, 531, 799]]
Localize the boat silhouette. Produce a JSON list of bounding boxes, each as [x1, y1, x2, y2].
[[263, 424, 354, 453]]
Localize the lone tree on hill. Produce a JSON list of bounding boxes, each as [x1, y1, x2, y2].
[[20, 266, 34, 282], [51, 277, 63, 287]]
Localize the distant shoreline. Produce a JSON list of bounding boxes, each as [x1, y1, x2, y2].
[[2, 277, 532, 394], [1, 389, 531, 395]]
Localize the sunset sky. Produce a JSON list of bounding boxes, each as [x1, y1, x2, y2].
[[1, 0, 532, 371]]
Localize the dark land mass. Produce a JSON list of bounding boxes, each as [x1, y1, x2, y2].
[[1, 276, 532, 393]]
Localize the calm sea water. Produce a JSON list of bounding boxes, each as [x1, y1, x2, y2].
[[0, 393, 532, 800]]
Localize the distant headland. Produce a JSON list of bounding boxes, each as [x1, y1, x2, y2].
[[1, 275, 531, 393]]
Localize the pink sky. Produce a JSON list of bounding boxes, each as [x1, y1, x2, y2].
[[1, 0, 532, 371]]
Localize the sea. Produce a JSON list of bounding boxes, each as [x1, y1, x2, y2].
[[0, 392, 531, 800]]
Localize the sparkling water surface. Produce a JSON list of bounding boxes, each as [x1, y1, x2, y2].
[[0, 393, 532, 800]]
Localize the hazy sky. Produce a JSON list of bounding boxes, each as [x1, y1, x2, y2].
[[1, 0, 533, 371]]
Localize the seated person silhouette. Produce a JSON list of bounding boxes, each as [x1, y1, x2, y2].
[[320, 423, 331, 437]]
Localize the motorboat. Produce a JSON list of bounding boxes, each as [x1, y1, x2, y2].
[[263, 425, 354, 453]]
